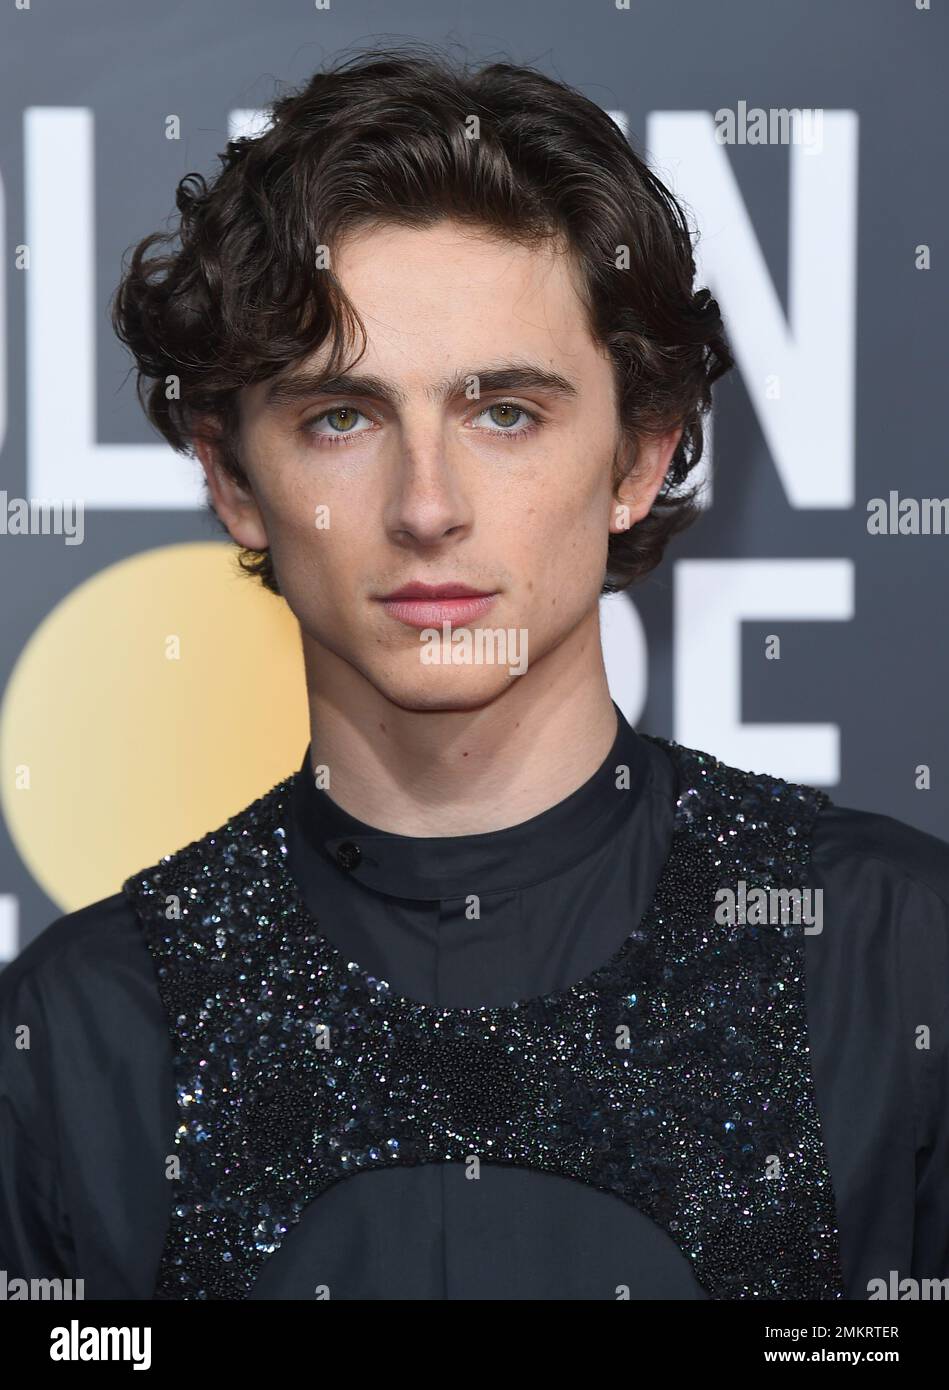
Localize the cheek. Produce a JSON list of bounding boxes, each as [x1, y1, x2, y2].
[[275, 524, 357, 598], [258, 481, 361, 612], [254, 462, 341, 558], [526, 478, 610, 586]]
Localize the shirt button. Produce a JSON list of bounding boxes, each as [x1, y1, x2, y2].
[[335, 841, 362, 871]]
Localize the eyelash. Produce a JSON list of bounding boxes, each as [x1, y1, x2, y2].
[[301, 401, 541, 447]]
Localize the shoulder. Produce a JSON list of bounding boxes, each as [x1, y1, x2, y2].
[[656, 732, 949, 941], [810, 798, 949, 908], [0, 892, 166, 1148], [663, 731, 949, 904], [805, 801, 949, 1075], [803, 800, 949, 1156], [121, 776, 297, 956], [0, 891, 154, 1021], [122, 775, 296, 894]]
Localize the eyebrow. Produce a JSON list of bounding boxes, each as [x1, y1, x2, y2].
[[263, 361, 581, 411]]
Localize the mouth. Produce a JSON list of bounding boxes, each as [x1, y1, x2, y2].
[[374, 582, 499, 629]]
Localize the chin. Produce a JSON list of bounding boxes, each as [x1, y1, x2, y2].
[[370, 663, 523, 714]]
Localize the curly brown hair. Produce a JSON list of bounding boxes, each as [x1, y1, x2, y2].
[[111, 41, 733, 596]]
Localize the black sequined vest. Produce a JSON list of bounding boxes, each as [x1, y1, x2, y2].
[[123, 735, 845, 1301]]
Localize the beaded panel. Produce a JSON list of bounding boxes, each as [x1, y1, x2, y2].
[[124, 736, 845, 1300]]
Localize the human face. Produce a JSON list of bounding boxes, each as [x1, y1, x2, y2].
[[203, 219, 674, 712]]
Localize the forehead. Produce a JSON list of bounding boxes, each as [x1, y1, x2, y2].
[[330, 218, 594, 352], [241, 219, 602, 418]]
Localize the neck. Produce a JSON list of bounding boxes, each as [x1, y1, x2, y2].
[[300, 613, 621, 837]]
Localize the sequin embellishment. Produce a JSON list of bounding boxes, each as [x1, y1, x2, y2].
[[123, 736, 845, 1300]]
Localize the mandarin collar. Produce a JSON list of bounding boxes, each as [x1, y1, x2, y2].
[[290, 699, 650, 900]]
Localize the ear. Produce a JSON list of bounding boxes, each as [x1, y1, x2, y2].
[[193, 432, 270, 552], [609, 425, 684, 535]]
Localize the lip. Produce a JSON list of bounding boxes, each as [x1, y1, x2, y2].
[[381, 582, 495, 600], [376, 590, 499, 629]]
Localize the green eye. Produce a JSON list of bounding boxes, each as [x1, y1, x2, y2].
[[325, 408, 360, 432], [489, 404, 524, 428], [475, 402, 539, 437], [303, 406, 374, 445]]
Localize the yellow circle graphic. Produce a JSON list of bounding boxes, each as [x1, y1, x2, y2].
[[0, 542, 308, 914]]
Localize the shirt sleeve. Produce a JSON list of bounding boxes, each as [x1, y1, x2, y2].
[[892, 849, 949, 1279], [0, 937, 77, 1279], [807, 800, 949, 1290]]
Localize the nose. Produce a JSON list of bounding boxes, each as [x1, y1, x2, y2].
[[384, 436, 474, 548]]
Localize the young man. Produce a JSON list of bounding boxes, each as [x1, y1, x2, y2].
[[1, 45, 947, 1302]]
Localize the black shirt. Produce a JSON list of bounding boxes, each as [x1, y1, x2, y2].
[[1, 703, 948, 1299]]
